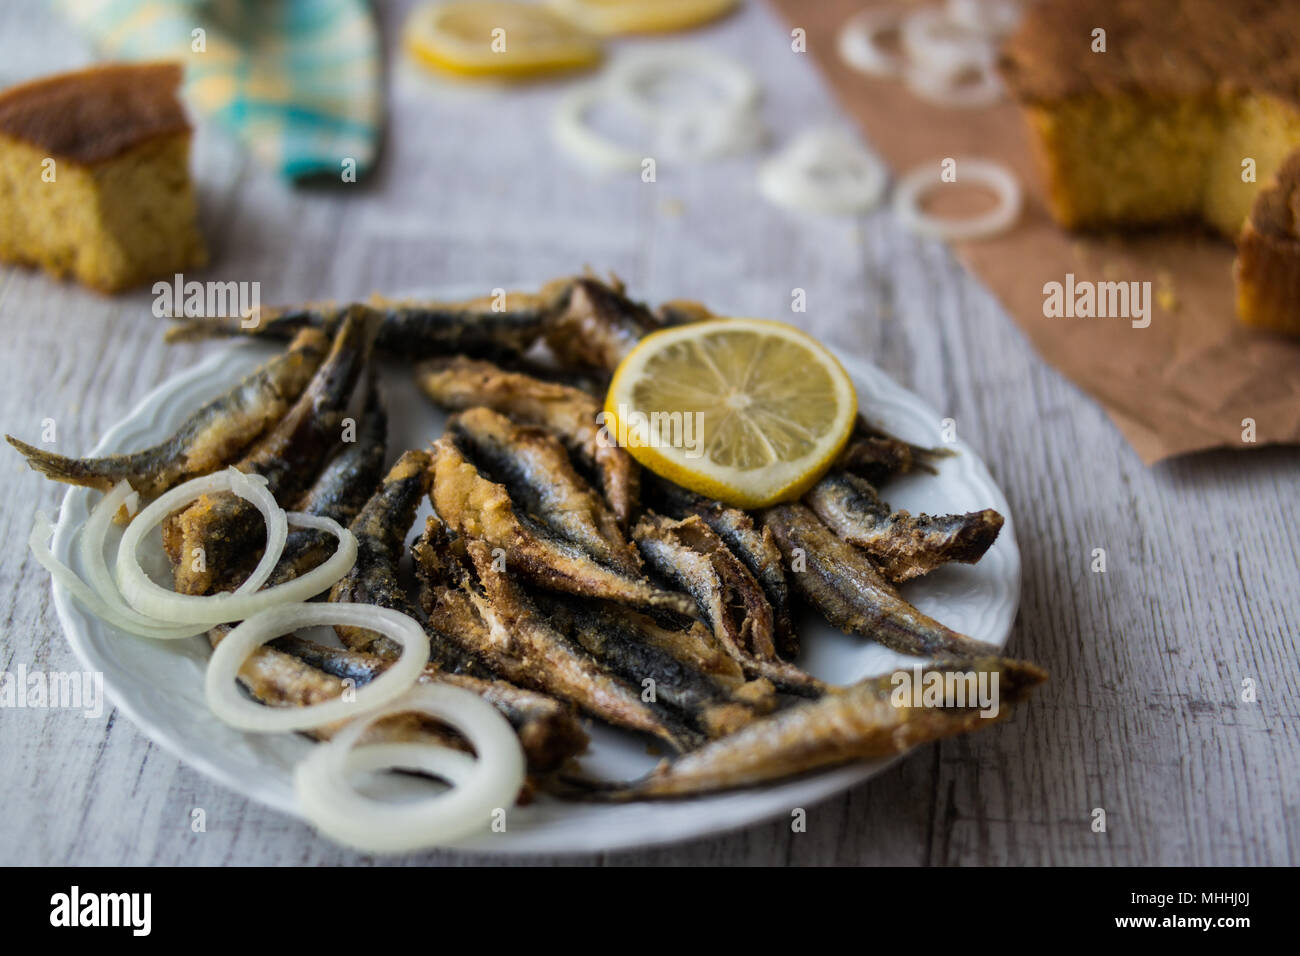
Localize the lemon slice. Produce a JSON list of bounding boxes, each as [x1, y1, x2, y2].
[[605, 319, 857, 508], [550, 0, 738, 36], [404, 1, 602, 80]]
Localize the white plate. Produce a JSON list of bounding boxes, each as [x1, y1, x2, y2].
[[46, 326, 1020, 856]]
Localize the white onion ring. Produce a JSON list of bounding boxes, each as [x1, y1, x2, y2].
[[758, 129, 888, 216], [553, 84, 646, 173], [115, 469, 356, 624], [75, 481, 206, 640], [654, 102, 764, 164], [904, 57, 1003, 108], [947, 0, 1022, 37], [29, 512, 205, 640], [837, 7, 908, 77], [606, 48, 758, 124], [293, 684, 525, 852], [901, 7, 995, 75], [206, 603, 430, 732], [893, 157, 1022, 241]]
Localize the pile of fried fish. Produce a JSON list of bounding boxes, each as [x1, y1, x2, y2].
[[8, 275, 1046, 800]]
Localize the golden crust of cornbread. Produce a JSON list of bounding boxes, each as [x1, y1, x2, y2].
[[1001, 0, 1300, 235], [1001, 0, 1300, 335], [0, 62, 206, 293], [1000, 0, 1300, 108], [0, 62, 192, 164], [1236, 152, 1300, 335]]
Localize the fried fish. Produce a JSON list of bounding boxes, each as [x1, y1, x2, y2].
[[634, 512, 827, 697], [6, 327, 328, 499], [541, 275, 660, 375], [569, 657, 1046, 799], [165, 280, 572, 360], [417, 356, 639, 526], [166, 310, 375, 595], [448, 406, 639, 574], [430, 437, 693, 616], [806, 470, 1004, 583], [762, 503, 1000, 658]]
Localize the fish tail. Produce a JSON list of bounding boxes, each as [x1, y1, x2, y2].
[[5, 435, 117, 491]]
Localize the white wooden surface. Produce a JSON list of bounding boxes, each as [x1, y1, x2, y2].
[[1, 0, 1296, 866]]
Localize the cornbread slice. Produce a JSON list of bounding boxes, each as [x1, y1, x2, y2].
[[1236, 153, 1300, 335], [999, 0, 1300, 334], [0, 62, 206, 292]]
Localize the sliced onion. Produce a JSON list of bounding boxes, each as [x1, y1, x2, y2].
[[293, 684, 525, 853], [655, 102, 764, 164], [904, 57, 1002, 109], [758, 129, 887, 216], [30, 512, 206, 640], [893, 157, 1022, 241], [607, 49, 758, 121], [901, 7, 994, 75], [75, 481, 206, 639], [947, 0, 1022, 36], [837, 7, 908, 77], [115, 469, 356, 625], [553, 84, 646, 173], [206, 602, 430, 732]]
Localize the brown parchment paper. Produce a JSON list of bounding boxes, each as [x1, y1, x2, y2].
[[771, 0, 1300, 463]]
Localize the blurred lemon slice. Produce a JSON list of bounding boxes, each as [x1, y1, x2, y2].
[[550, 0, 739, 36], [405, 1, 602, 79], [605, 319, 857, 508]]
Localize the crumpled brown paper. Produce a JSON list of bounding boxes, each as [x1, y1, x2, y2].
[[772, 0, 1300, 462]]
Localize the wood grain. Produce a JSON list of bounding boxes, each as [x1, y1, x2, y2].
[[0, 0, 1295, 866]]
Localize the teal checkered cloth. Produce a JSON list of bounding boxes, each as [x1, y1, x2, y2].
[[54, 0, 382, 180]]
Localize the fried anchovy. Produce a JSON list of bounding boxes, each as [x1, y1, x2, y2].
[[431, 437, 693, 616], [6, 327, 328, 498], [418, 537, 700, 752], [646, 475, 798, 658], [567, 657, 1046, 799], [206, 373, 388, 593], [655, 298, 719, 327], [417, 356, 639, 527], [329, 449, 431, 656], [537, 592, 774, 739], [449, 407, 639, 575], [164, 280, 572, 360], [271, 635, 588, 773], [805, 470, 1004, 583], [633, 512, 827, 697], [166, 310, 376, 594], [835, 417, 952, 487], [542, 276, 659, 375], [763, 503, 999, 658]]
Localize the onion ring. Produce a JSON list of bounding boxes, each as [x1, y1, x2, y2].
[[758, 129, 887, 216], [947, 0, 1022, 37], [892, 157, 1022, 241], [901, 7, 994, 75], [76, 481, 206, 639], [606, 48, 758, 124], [904, 57, 1003, 109], [552, 84, 645, 173], [206, 602, 430, 732], [836, 7, 908, 78], [115, 469, 356, 625], [293, 684, 525, 852]]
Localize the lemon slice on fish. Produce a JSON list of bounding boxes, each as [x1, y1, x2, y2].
[[404, 1, 602, 79], [605, 319, 857, 508], [549, 0, 739, 35]]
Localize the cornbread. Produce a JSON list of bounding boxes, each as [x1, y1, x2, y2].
[[1000, 0, 1300, 334], [1236, 153, 1300, 334], [0, 62, 206, 292]]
